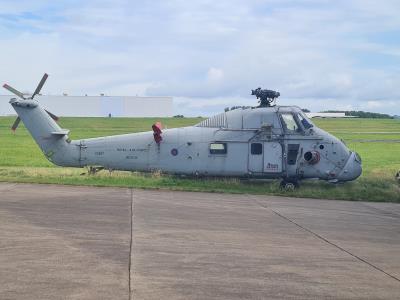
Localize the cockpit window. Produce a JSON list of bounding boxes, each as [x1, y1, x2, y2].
[[281, 113, 300, 133], [297, 113, 313, 129]]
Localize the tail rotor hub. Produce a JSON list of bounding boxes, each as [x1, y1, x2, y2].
[[2, 73, 59, 131]]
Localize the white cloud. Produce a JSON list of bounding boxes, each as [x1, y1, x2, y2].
[[207, 67, 224, 83], [366, 101, 383, 108]]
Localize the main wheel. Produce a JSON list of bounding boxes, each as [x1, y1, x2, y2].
[[280, 179, 299, 191]]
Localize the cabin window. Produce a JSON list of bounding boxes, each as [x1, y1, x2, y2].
[[251, 143, 262, 155], [280, 113, 300, 133], [209, 143, 227, 154]]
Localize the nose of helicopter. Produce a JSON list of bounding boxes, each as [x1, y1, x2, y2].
[[337, 151, 362, 181]]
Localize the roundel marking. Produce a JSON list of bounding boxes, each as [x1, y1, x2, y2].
[[171, 148, 178, 156]]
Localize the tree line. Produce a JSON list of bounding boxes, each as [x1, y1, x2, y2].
[[321, 110, 393, 119]]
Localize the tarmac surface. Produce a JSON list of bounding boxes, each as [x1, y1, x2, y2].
[[0, 183, 399, 299]]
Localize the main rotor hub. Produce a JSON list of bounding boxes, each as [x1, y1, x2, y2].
[[251, 87, 280, 107]]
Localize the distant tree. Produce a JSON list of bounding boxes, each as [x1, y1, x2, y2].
[[301, 108, 310, 113], [347, 111, 393, 119], [321, 110, 393, 119], [173, 115, 184, 118]]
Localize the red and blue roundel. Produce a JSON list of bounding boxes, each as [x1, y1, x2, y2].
[[171, 148, 178, 156]]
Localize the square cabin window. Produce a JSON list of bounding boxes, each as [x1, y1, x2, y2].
[[251, 143, 262, 155], [209, 143, 227, 154]]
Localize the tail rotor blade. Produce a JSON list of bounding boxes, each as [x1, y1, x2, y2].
[[45, 110, 59, 121], [32, 73, 48, 99], [11, 117, 21, 131], [3, 84, 26, 100]]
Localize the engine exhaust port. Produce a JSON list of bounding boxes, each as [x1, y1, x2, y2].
[[304, 151, 320, 164]]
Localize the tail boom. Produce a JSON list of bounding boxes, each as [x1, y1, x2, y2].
[[10, 98, 80, 167]]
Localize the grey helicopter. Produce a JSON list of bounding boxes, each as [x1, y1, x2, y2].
[[3, 74, 362, 189]]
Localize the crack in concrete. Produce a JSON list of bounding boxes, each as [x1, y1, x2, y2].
[[254, 198, 400, 284]]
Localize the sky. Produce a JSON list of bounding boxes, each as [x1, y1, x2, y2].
[[0, 0, 399, 116]]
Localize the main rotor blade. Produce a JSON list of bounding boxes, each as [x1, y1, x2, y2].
[[3, 84, 26, 100], [11, 117, 21, 131], [31, 73, 48, 99], [45, 110, 59, 121]]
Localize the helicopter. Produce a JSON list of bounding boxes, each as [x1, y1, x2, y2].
[[3, 74, 362, 189]]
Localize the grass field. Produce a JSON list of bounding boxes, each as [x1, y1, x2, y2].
[[0, 116, 399, 202]]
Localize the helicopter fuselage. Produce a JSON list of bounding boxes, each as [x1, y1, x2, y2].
[[12, 99, 361, 183]]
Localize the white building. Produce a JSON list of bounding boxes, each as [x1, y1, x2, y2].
[[0, 95, 173, 117], [305, 112, 348, 118]]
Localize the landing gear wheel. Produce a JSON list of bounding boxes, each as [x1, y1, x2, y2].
[[280, 179, 299, 191], [87, 166, 105, 175]]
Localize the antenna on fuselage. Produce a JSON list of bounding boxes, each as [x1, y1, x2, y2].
[[251, 87, 280, 107]]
